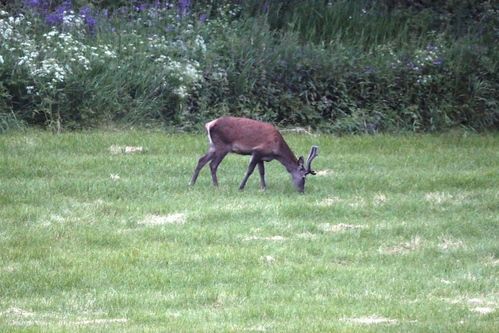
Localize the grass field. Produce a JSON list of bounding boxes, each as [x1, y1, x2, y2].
[[0, 130, 498, 332]]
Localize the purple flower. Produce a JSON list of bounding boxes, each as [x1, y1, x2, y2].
[[79, 6, 96, 32], [23, 0, 49, 14], [426, 44, 438, 52], [45, 11, 64, 26], [406, 61, 420, 72], [363, 66, 376, 74], [24, 0, 43, 8], [262, 0, 270, 14], [153, 0, 169, 9], [178, 0, 191, 17], [45, 0, 72, 26], [199, 13, 207, 23], [79, 6, 91, 17], [432, 58, 444, 66]]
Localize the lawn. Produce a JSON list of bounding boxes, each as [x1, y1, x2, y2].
[[0, 130, 498, 332]]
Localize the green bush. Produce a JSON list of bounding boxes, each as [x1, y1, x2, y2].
[[0, 1, 497, 132]]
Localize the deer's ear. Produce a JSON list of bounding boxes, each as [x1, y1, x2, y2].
[[298, 156, 304, 166]]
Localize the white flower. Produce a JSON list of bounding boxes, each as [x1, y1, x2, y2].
[[0, 55, 3, 64], [194, 35, 206, 53], [104, 49, 116, 58], [174, 85, 188, 98], [46, 30, 58, 37]]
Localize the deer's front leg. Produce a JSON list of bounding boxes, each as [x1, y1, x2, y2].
[[257, 161, 266, 190], [239, 154, 260, 190]]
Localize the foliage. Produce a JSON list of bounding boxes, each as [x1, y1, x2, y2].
[[0, 1, 497, 132]]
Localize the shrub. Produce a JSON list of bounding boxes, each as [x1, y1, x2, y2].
[[0, 1, 497, 132]]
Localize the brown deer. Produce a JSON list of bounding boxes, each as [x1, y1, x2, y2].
[[190, 117, 319, 193]]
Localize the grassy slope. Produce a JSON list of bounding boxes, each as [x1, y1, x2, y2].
[[0, 130, 497, 332]]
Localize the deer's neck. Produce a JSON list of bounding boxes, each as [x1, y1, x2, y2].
[[276, 144, 299, 174]]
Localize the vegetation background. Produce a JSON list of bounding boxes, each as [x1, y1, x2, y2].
[[0, 0, 497, 133]]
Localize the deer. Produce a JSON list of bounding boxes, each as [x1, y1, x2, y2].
[[190, 116, 319, 193]]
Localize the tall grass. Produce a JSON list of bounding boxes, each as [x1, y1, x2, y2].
[[270, 1, 411, 47]]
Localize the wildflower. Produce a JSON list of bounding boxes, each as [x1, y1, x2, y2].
[[62, 11, 84, 28], [79, 6, 97, 32], [0, 55, 4, 64], [433, 58, 443, 66], [262, 0, 270, 13], [194, 35, 206, 53], [363, 66, 375, 74], [45, 0, 72, 26], [23, 0, 43, 9], [178, 0, 191, 17], [174, 85, 188, 98]]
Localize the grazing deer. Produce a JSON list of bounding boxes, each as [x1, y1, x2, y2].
[[190, 117, 319, 193]]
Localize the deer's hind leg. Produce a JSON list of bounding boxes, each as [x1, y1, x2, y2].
[[209, 150, 229, 186]]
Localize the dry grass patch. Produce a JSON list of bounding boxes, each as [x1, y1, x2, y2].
[[317, 195, 368, 208], [242, 235, 286, 241], [373, 193, 387, 206], [2, 263, 20, 273], [241, 324, 270, 332], [109, 145, 144, 154], [0, 307, 127, 327], [347, 196, 366, 208], [261, 255, 276, 264], [109, 173, 120, 181], [467, 298, 497, 315], [441, 296, 497, 315], [318, 223, 366, 233], [317, 196, 341, 207], [438, 236, 465, 251], [138, 213, 186, 226], [424, 191, 470, 205], [380, 236, 423, 255], [316, 169, 334, 176], [72, 318, 128, 325], [483, 256, 499, 267], [341, 315, 398, 325], [296, 232, 317, 240]]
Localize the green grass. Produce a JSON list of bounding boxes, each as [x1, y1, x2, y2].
[[0, 130, 498, 332]]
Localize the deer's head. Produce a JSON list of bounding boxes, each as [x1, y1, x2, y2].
[[291, 146, 319, 193]]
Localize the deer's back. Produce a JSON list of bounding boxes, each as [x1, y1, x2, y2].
[[207, 117, 283, 155]]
